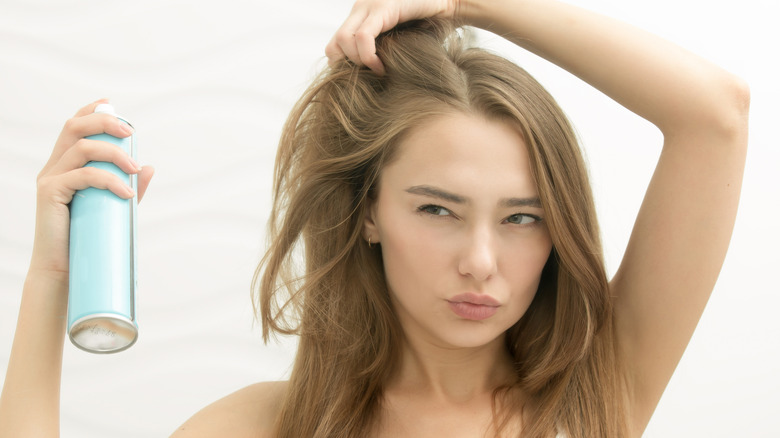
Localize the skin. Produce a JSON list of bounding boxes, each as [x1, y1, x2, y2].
[[0, 0, 750, 437], [366, 112, 552, 354], [362, 112, 551, 436]]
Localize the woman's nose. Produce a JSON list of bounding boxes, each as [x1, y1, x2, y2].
[[457, 226, 498, 281]]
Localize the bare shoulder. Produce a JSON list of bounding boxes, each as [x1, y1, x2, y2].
[[170, 381, 288, 438]]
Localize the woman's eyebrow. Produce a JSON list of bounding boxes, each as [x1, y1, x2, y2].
[[500, 197, 542, 208], [405, 185, 542, 208], [406, 185, 466, 203]]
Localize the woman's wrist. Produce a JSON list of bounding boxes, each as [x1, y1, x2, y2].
[[455, 0, 517, 31], [22, 269, 69, 316]]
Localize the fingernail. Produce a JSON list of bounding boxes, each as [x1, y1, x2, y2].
[[120, 123, 134, 136], [129, 157, 142, 172]]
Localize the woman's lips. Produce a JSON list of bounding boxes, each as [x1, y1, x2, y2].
[[447, 293, 500, 320]]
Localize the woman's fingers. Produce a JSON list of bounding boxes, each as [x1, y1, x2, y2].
[[73, 98, 110, 118], [43, 140, 152, 204], [326, 9, 370, 68], [136, 165, 155, 203], [326, 22, 387, 74], [354, 12, 388, 74], [326, 2, 398, 73], [38, 166, 135, 206], [46, 138, 140, 177], [326, 0, 458, 73], [44, 112, 134, 175], [60, 112, 134, 147], [38, 100, 148, 206]]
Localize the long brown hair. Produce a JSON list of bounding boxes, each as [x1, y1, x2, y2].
[[254, 19, 627, 438]]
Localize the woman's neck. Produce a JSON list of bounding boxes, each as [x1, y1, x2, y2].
[[387, 333, 517, 402], [375, 334, 525, 438]]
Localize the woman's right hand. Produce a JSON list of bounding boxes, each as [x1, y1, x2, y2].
[[30, 99, 154, 281]]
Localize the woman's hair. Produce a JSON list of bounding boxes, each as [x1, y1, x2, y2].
[[254, 19, 627, 438]]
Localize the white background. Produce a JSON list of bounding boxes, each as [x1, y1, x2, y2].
[[0, 0, 777, 436]]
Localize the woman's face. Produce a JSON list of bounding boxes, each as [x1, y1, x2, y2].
[[365, 112, 553, 350]]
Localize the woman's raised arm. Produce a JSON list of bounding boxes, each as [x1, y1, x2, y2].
[[328, 0, 749, 434], [463, 0, 749, 433], [0, 100, 153, 437]]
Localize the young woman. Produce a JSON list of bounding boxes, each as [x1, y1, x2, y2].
[[0, 0, 749, 437]]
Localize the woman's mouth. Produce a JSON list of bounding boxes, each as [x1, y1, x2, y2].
[[447, 293, 500, 320]]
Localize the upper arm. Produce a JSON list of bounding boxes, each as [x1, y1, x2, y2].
[[610, 77, 750, 433], [170, 381, 287, 438]]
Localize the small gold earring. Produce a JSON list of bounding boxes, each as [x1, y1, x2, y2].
[[368, 237, 372, 248]]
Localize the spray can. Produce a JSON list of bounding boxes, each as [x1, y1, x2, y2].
[[67, 103, 138, 353]]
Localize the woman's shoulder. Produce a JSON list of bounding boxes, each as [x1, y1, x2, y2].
[[170, 381, 288, 438]]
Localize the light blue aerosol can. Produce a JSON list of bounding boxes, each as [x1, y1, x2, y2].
[[68, 103, 138, 354]]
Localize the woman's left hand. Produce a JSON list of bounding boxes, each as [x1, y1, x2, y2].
[[325, 0, 458, 74]]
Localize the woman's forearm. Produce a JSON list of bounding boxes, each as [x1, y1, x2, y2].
[[0, 271, 68, 437], [459, 0, 749, 136]]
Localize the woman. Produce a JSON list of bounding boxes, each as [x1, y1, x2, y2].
[[0, 0, 749, 437]]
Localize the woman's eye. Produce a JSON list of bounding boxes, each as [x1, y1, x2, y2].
[[506, 214, 539, 225], [419, 205, 451, 216]]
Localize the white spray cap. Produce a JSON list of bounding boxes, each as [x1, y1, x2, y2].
[[92, 103, 131, 128], [94, 103, 117, 116]]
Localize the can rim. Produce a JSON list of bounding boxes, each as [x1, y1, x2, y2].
[[68, 313, 138, 354]]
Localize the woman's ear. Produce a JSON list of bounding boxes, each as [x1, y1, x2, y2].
[[363, 198, 380, 245]]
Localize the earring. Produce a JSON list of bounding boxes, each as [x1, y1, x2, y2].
[[368, 237, 373, 248]]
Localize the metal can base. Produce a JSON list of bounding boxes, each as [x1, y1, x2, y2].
[[68, 313, 138, 354]]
